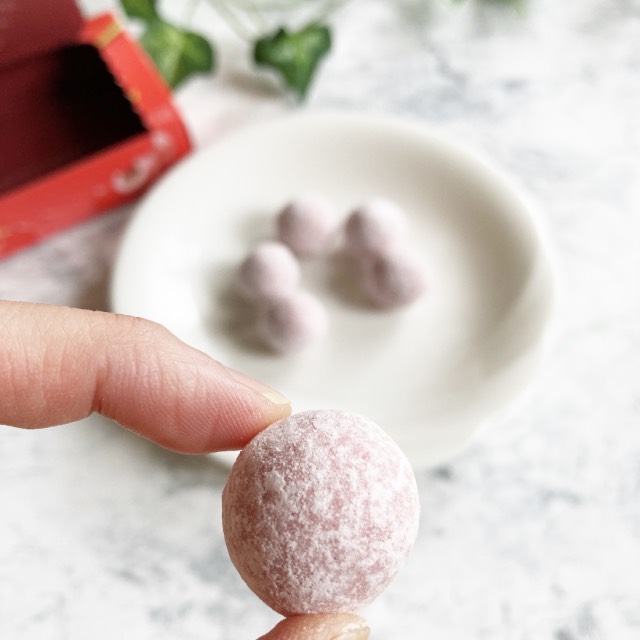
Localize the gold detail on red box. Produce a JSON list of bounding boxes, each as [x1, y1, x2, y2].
[[95, 22, 122, 50], [127, 87, 143, 105]]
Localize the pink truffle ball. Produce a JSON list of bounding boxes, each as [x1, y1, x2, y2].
[[257, 291, 328, 353], [222, 410, 420, 616], [344, 198, 407, 256], [276, 196, 339, 257], [235, 242, 300, 302], [363, 252, 427, 309]]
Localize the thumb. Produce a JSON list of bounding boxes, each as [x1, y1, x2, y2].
[[0, 301, 290, 453], [258, 614, 370, 640]]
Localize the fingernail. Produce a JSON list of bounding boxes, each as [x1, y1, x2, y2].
[[226, 368, 290, 407], [331, 621, 371, 640], [260, 389, 291, 406]]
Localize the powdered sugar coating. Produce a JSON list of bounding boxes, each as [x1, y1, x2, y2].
[[257, 291, 328, 353], [222, 410, 420, 616], [235, 242, 300, 302], [277, 196, 339, 257], [344, 198, 407, 256], [363, 251, 427, 308]]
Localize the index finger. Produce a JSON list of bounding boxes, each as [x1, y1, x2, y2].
[[0, 301, 291, 453]]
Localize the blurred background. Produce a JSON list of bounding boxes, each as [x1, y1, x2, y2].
[[1, 1, 639, 639]]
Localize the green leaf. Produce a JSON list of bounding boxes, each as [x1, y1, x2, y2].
[[451, 0, 524, 6], [253, 23, 332, 100], [121, 0, 158, 21], [487, 0, 524, 5], [140, 19, 215, 89]]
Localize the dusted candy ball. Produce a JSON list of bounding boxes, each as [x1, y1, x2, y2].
[[235, 242, 300, 302], [222, 410, 420, 617], [344, 198, 407, 256], [363, 252, 427, 309], [276, 196, 339, 257], [258, 291, 328, 353]]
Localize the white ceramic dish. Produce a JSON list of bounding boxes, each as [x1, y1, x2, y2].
[[111, 112, 555, 469]]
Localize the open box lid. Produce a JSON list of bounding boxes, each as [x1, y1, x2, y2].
[[0, 0, 84, 67]]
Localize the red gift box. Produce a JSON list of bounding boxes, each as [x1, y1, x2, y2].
[[0, 0, 192, 258]]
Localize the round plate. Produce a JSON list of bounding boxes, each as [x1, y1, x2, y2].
[[111, 112, 555, 468]]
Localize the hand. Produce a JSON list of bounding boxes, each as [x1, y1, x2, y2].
[[0, 300, 369, 639]]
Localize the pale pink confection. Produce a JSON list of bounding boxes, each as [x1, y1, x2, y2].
[[276, 195, 339, 257], [257, 291, 328, 353], [222, 409, 420, 617], [235, 242, 300, 302], [363, 251, 427, 309], [344, 198, 407, 256]]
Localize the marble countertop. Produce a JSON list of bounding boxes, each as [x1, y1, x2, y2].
[[2, 1, 640, 638]]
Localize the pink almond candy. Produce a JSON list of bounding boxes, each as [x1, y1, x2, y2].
[[344, 198, 407, 256], [363, 251, 427, 309], [235, 242, 300, 302], [277, 195, 339, 257], [222, 409, 420, 617], [258, 290, 328, 353]]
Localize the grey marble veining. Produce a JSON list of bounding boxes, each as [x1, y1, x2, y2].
[[1, 1, 640, 638]]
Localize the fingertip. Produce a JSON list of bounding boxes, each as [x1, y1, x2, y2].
[[214, 368, 292, 448], [187, 365, 292, 453], [257, 613, 370, 640]]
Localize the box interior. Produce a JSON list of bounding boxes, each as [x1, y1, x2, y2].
[[0, 0, 83, 67], [0, 43, 147, 196]]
